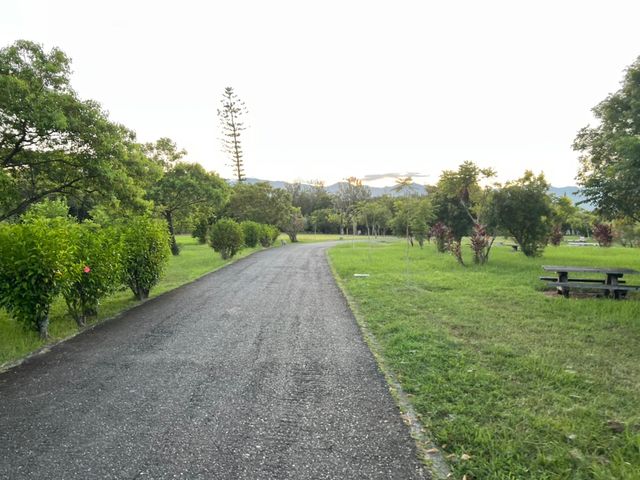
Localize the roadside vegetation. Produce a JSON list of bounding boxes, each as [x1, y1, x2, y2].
[[0, 235, 261, 367], [330, 240, 640, 479]]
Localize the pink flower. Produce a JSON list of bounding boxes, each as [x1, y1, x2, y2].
[[83, 266, 91, 273]]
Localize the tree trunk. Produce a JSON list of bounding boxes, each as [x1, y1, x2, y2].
[[37, 313, 49, 339], [165, 211, 180, 256]]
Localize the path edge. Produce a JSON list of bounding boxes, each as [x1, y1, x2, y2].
[[325, 247, 453, 480]]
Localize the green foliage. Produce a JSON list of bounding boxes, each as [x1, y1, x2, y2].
[[259, 224, 280, 247], [486, 171, 552, 257], [227, 182, 293, 226], [333, 177, 371, 235], [148, 159, 229, 255], [22, 198, 70, 220], [575, 56, 640, 222], [308, 207, 342, 234], [191, 215, 210, 244], [358, 199, 393, 237], [240, 220, 261, 248], [209, 219, 244, 259], [0, 218, 76, 338], [120, 216, 171, 300], [282, 208, 305, 242], [62, 223, 124, 326], [285, 181, 333, 216], [430, 161, 495, 241], [614, 219, 640, 247], [0, 40, 157, 221]]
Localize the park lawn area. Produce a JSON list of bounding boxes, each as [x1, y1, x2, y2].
[[329, 240, 640, 480], [0, 235, 261, 368]]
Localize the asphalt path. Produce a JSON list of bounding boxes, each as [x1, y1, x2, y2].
[[0, 242, 426, 479]]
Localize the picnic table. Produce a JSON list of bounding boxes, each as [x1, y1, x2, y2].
[[541, 265, 640, 299]]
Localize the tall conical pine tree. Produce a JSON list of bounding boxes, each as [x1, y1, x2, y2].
[[217, 87, 248, 182]]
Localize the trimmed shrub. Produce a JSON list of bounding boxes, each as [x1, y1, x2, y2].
[[120, 216, 171, 300], [62, 223, 124, 326], [259, 224, 280, 247], [241, 220, 261, 248], [191, 216, 210, 244], [210, 219, 244, 259], [0, 218, 76, 338]]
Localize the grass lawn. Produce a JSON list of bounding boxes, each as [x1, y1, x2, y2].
[[280, 232, 348, 243], [0, 235, 262, 368], [329, 239, 640, 479]]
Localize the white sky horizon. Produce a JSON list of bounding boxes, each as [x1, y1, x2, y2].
[[2, 1, 639, 187]]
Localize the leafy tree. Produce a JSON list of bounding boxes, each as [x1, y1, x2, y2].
[[430, 161, 495, 241], [333, 177, 371, 235], [143, 137, 186, 171], [285, 180, 333, 217], [486, 171, 552, 257], [218, 87, 248, 182], [574, 56, 640, 222], [148, 161, 228, 255], [227, 182, 292, 227], [0, 40, 155, 221], [210, 219, 244, 259], [358, 199, 393, 237], [308, 207, 341, 234], [240, 220, 261, 248], [282, 207, 305, 242], [0, 217, 76, 338], [120, 216, 171, 300], [613, 219, 640, 247]]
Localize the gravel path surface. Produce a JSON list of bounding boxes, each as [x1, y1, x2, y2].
[[0, 242, 426, 479]]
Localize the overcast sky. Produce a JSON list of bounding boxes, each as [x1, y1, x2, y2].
[[2, 0, 639, 187]]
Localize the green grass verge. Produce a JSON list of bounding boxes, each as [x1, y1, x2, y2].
[[0, 235, 262, 367], [329, 239, 640, 479]]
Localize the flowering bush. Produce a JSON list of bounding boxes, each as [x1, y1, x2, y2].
[[62, 223, 124, 326]]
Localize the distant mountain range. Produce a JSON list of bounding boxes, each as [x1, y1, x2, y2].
[[237, 178, 593, 209]]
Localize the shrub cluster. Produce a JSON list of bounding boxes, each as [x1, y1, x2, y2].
[[209, 219, 280, 259], [0, 211, 170, 338]]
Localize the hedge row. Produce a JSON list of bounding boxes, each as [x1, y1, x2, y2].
[[0, 215, 170, 339], [209, 220, 279, 259]]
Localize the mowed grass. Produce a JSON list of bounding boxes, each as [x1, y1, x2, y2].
[[280, 233, 348, 243], [0, 235, 262, 367], [329, 240, 640, 479]]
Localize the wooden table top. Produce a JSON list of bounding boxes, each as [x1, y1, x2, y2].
[[542, 265, 640, 275]]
